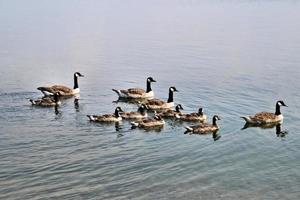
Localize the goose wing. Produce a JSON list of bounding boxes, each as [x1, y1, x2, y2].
[[141, 118, 156, 123], [38, 85, 73, 95], [95, 114, 117, 121], [251, 112, 277, 122], [157, 109, 174, 116], [127, 88, 146, 95], [51, 85, 73, 94], [147, 99, 165, 106], [32, 97, 56, 106], [121, 111, 140, 118], [184, 113, 198, 117]]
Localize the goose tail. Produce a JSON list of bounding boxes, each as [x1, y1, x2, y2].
[[87, 115, 95, 121], [29, 99, 35, 105], [37, 87, 45, 91], [184, 126, 193, 132], [240, 116, 252, 123], [131, 121, 139, 128], [112, 89, 121, 96], [37, 87, 54, 96]]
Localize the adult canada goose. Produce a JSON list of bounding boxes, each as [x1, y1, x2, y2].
[[121, 104, 148, 119], [241, 100, 288, 125], [112, 77, 156, 99], [177, 107, 207, 122], [156, 104, 183, 118], [185, 115, 221, 134], [87, 107, 124, 122], [131, 115, 165, 129], [30, 92, 61, 107], [146, 86, 178, 110], [37, 72, 84, 96]]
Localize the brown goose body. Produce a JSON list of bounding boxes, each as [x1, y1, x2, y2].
[[131, 116, 165, 129], [185, 115, 221, 134], [121, 104, 148, 119], [112, 77, 156, 99], [38, 72, 84, 96], [87, 107, 123, 122], [30, 92, 61, 107], [178, 108, 207, 122], [146, 86, 178, 110], [241, 100, 287, 125], [157, 104, 183, 118]]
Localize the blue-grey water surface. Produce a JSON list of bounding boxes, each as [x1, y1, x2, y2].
[[1, 0, 300, 199]]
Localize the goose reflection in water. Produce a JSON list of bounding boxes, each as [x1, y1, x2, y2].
[[185, 130, 221, 141], [113, 97, 148, 105], [241, 123, 288, 137], [74, 98, 80, 112]]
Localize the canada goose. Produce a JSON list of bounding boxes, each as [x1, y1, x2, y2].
[[185, 115, 221, 134], [146, 86, 178, 110], [131, 115, 165, 129], [87, 107, 124, 122], [241, 100, 287, 125], [177, 107, 207, 122], [112, 77, 156, 99], [121, 104, 148, 119], [156, 104, 183, 118], [37, 72, 84, 96], [30, 92, 61, 107]]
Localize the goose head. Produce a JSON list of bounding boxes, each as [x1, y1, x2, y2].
[[154, 115, 163, 121], [169, 86, 178, 92], [212, 115, 221, 125], [53, 92, 62, 102], [138, 104, 148, 113], [114, 107, 124, 117], [74, 72, 84, 77], [276, 100, 288, 107], [198, 108, 204, 115], [175, 104, 184, 112], [147, 77, 156, 83]]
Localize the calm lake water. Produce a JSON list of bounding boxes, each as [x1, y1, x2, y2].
[[1, 0, 300, 199]]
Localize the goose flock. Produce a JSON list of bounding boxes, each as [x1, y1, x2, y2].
[[30, 72, 288, 136]]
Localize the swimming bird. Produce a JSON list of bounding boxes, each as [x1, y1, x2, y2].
[[121, 104, 148, 119], [30, 92, 61, 107], [146, 86, 178, 110], [241, 100, 287, 125], [131, 115, 165, 129], [37, 72, 84, 96], [87, 107, 124, 122], [176, 107, 207, 122], [112, 77, 156, 99], [184, 115, 221, 134], [156, 104, 184, 118]]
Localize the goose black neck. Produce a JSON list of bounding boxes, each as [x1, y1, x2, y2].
[[213, 118, 218, 126], [167, 90, 174, 103], [146, 81, 152, 93], [54, 94, 59, 103], [198, 109, 203, 115], [138, 107, 146, 114], [175, 106, 180, 112], [276, 124, 281, 134], [73, 74, 79, 89], [275, 103, 281, 115], [114, 110, 120, 117]]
